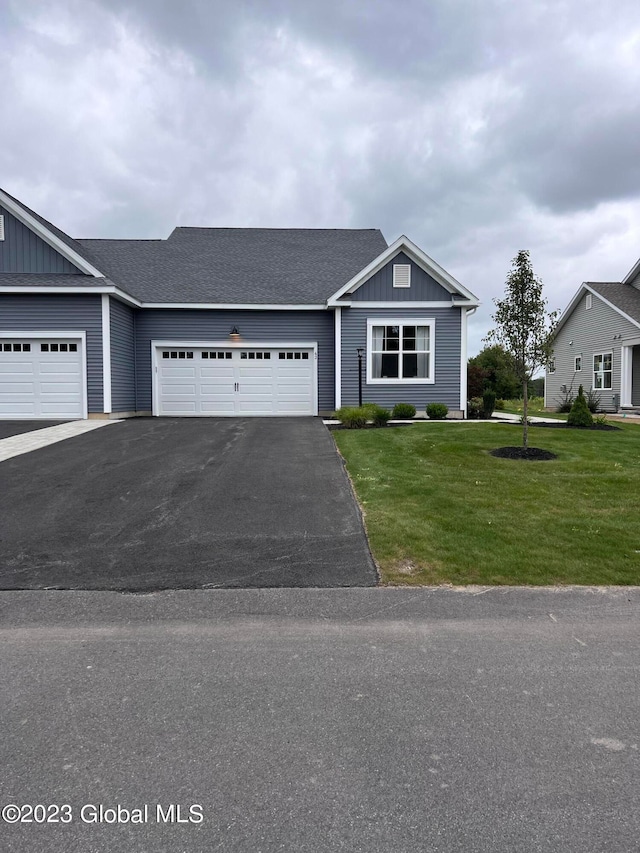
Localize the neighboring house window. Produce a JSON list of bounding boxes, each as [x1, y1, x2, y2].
[[593, 353, 612, 389], [575, 355, 582, 372], [393, 264, 411, 288], [586, 293, 592, 310], [548, 358, 556, 374], [367, 319, 434, 382]]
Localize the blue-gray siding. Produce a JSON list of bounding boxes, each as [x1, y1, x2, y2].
[[340, 307, 462, 410], [110, 298, 136, 411], [134, 309, 335, 412], [546, 290, 640, 410], [0, 207, 82, 274], [0, 294, 103, 411], [348, 252, 453, 302]]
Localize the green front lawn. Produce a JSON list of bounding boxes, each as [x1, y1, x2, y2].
[[498, 396, 567, 420], [333, 422, 640, 586]]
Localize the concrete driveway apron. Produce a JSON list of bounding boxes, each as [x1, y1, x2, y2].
[[0, 417, 377, 590]]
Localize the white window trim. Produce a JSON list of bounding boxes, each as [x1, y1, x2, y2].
[[366, 318, 435, 384], [393, 264, 411, 288], [574, 355, 582, 372], [593, 351, 613, 390]]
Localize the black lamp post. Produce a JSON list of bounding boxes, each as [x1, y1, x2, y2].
[[356, 348, 364, 407]]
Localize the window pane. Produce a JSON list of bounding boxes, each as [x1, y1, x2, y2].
[[593, 355, 602, 371], [417, 353, 430, 378], [604, 354, 612, 370], [380, 353, 399, 378], [372, 326, 384, 350], [403, 353, 418, 377], [416, 326, 429, 351], [372, 353, 383, 378], [385, 326, 399, 351], [594, 374, 602, 389], [403, 326, 416, 351]]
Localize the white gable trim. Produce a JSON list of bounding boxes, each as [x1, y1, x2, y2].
[[327, 235, 479, 306], [623, 257, 640, 284], [554, 283, 640, 336], [0, 189, 104, 277]]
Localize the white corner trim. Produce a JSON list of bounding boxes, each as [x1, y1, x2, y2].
[[460, 307, 468, 414], [101, 294, 112, 413], [0, 189, 104, 277], [327, 235, 479, 305], [334, 307, 342, 410]]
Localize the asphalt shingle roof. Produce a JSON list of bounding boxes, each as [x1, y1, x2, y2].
[[587, 281, 640, 325], [76, 228, 388, 304]]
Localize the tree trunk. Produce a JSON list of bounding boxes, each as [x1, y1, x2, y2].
[[522, 379, 528, 448]]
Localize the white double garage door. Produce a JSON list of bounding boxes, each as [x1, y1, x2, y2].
[[0, 334, 86, 419], [154, 343, 318, 416]]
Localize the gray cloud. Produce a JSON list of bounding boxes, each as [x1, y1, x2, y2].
[[2, 0, 640, 353]]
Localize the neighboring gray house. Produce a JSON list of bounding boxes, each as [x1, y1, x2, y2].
[[545, 256, 640, 412], [0, 188, 479, 420]]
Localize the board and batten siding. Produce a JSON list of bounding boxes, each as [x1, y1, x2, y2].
[[134, 309, 335, 412], [109, 298, 136, 412], [348, 252, 453, 302], [546, 290, 640, 410], [0, 207, 82, 274], [0, 294, 103, 411], [340, 307, 462, 410]]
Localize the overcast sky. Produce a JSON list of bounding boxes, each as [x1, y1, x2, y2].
[[2, 0, 640, 353]]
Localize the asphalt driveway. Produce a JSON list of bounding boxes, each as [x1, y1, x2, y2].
[[0, 418, 377, 590]]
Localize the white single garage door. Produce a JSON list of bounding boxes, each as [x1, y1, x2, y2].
[[155, 345, 316, 416], [0, 337, 85, 419]]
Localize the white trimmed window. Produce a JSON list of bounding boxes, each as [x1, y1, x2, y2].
[[393, 264, 411, 288], [575, 355, 582, 372], [548, 357, 556, 374], [593, 352, 612, 389], [586, 293, 592, 309], [367, 318, 434, 383]]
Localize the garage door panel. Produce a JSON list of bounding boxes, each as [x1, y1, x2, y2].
[[156, 346, 315, 416], [0, 338, 84, 419]]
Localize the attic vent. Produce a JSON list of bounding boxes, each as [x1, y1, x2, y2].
[[393, 264, 411, 288], [586, 293, 592, 309], [0, 215, 4, 241]]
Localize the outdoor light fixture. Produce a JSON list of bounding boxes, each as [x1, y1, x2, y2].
[[229, 326, 241, 341]]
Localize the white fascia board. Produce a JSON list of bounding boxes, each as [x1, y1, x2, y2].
[[554, 283, 640, 336], [0, 189, 104, 277], [327, 235, 479, 305], [622, 256, 640, 284], [0, 284, 141, 308], [142, 302, 327, 310], [337, 300, 462, 309]]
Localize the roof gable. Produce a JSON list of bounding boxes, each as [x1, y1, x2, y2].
[[554, 282, 640, 336], [327, 235, 478, 306], [0, 188, 103, 277]]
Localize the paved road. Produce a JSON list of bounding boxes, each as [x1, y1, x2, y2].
[[0, 418, 376, 589], [1, 586, 638, 853]]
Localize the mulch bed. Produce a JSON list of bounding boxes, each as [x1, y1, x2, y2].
[[490, 447, 558, 461], [327, 422, 413, 431], [526, 422, 620, 431]]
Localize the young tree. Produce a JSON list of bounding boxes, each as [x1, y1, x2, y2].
[[485, 250, 558, 447]]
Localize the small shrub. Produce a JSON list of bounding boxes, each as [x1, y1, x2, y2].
[[336, 406, 367, 428], [360, 402, 381, 419], [555, 385, 575, 413], [494, 399, 505, 411], [567, 385, 593, 427], [392, 402, 417, 419], [585, 388, 602, 414], [426, 402, 448, 420], [372, 407, 391, 427], [482, 389, 496, 418], [594, 414, 609, 426], [467, 397, 483, 419]]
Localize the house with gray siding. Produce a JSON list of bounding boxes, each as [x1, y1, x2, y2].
[[545, 257, 640, 412], [0, 188, 479, 420]]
